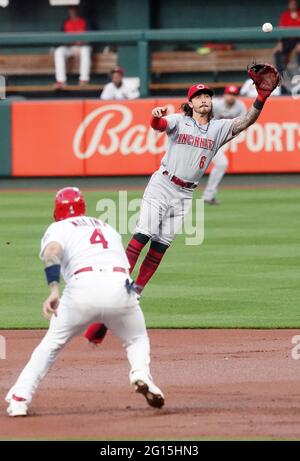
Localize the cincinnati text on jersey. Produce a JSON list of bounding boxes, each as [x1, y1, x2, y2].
[[177, 133, 215, 150]]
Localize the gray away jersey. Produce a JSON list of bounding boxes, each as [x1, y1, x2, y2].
[[159, 113, 238, 184]]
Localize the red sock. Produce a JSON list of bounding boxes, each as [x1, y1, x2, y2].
[[135, 248, 165, 290], [126, 237, 147, 273]]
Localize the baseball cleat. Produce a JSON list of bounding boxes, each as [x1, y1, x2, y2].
[[7, 395, 28, 417], [133, 379, 165, 409], [125, 279, 143, 297]]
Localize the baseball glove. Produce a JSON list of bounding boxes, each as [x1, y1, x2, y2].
[[247, 63, 280, 101], [84, 323, 108, 345]]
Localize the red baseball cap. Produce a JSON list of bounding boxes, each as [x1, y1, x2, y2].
[[188, 83, 214, 101], [224, 85, 239, 95], [111, 66, 124, 76]]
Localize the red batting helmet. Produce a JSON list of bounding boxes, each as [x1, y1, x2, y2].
[[53, 187, 86, 222], [188, 83, 214, 101], [224, 85, 239, 95]]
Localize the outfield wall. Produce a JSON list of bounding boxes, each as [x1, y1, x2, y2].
[[1, 97, 299, 177]]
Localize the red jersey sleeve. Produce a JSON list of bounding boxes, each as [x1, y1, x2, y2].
[[150, 116, 168, 131]]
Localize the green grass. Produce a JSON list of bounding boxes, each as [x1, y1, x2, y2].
[[1, 187, 300, 329]]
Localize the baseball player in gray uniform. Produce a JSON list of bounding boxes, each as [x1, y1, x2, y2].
[[202, 85, 247, 205], [124, 80, 272, 295]]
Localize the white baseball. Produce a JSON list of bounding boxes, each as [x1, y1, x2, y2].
[[262, 22, 273, 33]]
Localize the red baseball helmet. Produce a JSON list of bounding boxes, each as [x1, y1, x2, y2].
[[224, 85, 239, 95], [53, 187, 86, 222], [188, 83, 214, 101]]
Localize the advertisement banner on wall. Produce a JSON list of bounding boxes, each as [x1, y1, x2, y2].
[[12, 97, 300, 176]]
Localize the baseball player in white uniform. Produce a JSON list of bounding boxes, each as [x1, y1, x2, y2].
[[125, 81, 273, 294], [240, 78, 281, 97], [101, 66, 140, 100], [202, 85, 247, 205], [5, 187, 164, 417]]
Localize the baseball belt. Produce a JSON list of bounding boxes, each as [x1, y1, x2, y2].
[[162, 170, 197, 189], [74, 266, 129, 276]]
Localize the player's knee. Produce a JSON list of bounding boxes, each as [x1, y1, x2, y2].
[[133, 232, 151, 245], [40, 335, 66, 354]]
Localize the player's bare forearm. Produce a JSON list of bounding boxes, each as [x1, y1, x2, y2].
[[42, 242, 62, 318], [232, 106, 261, 136], [48, 281, 60, 291], [43, 242, 63, 268], [42, 241, 63, 311]]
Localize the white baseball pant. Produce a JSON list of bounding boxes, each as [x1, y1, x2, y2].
[[6, 271, 150, 404], [54, 45, 91, 83], [202, 148, 229, 201]]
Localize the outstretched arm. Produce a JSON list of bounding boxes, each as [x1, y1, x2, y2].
[[233, 63, 280, 136], [232, 104, 261, 136]]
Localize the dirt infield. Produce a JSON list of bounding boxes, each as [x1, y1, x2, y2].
[[1, 329, 300, 440]]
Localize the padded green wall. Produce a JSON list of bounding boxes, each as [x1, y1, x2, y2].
[[0, 0, 117, 32], [0, 0, 288, 32], [153, 0, 286, 29], [0, 101, 11, 177]]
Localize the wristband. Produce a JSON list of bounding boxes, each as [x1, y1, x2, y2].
[[253, 98, 265, 111], [45, 265, 61, 284], [150, 116, 168, 131]]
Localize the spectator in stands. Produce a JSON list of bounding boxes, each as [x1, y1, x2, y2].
[[54, 6, 91, 87], [100, 66, 140, 100], [240, 78, 281, 97], [274, 0, 300, 75]]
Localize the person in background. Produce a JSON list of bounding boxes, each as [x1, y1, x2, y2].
[[202, 85, 247, 205], [54, 6, 92, 87], [100, 66, 140, 100], [273, 0, 300, 75], [240, 78, 281, 97]]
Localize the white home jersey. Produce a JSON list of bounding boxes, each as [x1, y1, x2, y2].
[[40, 216, 129, 282], [159, 114, 237, 184], [100, 80, 140, 100], [240, 78, 281, 98]]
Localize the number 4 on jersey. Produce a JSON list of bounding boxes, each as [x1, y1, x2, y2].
[[90, 229, 108, 249]]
